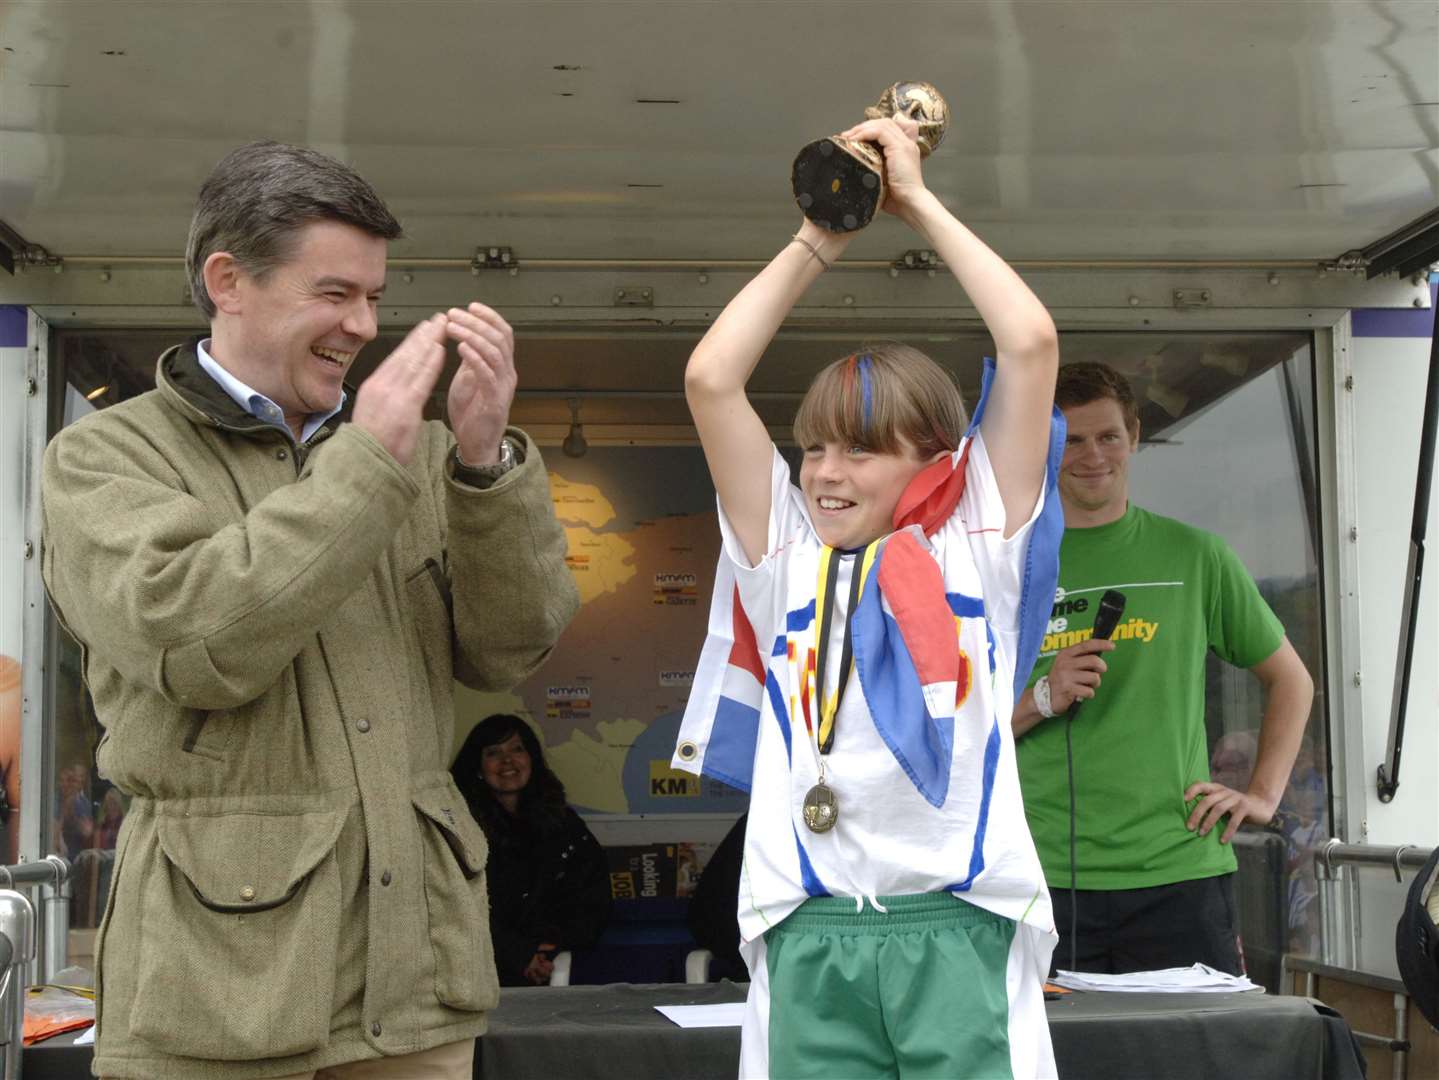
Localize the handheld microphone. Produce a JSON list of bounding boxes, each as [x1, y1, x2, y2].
[[1064, 588, 1126, 974], [1066, 589, 1127, 720]]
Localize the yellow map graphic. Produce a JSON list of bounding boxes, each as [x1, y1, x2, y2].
[[544, 718, 647, 813], [564, 529, 637, 604], [551, 473, 616, 528], [552, 474, 637, 604]]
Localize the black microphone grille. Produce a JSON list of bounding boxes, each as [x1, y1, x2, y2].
[[1091, 589, 1128, 641]]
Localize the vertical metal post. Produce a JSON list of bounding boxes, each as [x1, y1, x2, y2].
[[1316, 846, 1344, 968], [19, 311, 50, 870], [38, 855, 69, 983], [1316, 317, 1368, 848], [1347, 868, 1363, 971], [1392, 992, 1407, 1080], [0, 889, 36, 1080]]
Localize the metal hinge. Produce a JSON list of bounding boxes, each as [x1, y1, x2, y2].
[[891, 249, 943, 276], [1331, 250, 1369, 273], [471, 246, 516, 272], [614, 286, 654, 307], [20, 244, 62, 270], [1172, 288, 1212, 308], [0, 217, 62, 275]]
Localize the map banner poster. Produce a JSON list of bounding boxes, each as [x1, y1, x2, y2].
[[504, 446, 752, 815]]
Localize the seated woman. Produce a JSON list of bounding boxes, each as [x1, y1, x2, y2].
[[452, 714, 612, 986]]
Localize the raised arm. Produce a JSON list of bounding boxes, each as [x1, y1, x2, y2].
[[684, 224, 852, 565], [840, 116, 1059, 538]]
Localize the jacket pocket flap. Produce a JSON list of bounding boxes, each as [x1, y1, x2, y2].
[[156, 806, 348, 911], [412, 786, 488, 877]]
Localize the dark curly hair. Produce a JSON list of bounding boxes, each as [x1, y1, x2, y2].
[[451, 714, 569, 839]]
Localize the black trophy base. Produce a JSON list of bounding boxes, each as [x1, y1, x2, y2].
[[791, 138, 883, 233]]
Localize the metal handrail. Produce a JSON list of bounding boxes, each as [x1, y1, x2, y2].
[[0, 859, 71, 995], [1315, 840, 1434, 880], [0, 889, 36, 1080], [0, 857, 68, 891], [0, 858, 75, 1080]]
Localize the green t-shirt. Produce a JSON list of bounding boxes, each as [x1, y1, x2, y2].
[[1016, 505, 1285, 890]]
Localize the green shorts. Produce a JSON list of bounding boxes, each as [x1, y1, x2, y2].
[[754, 893, 1041, 1080]]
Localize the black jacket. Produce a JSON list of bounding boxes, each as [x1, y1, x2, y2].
[[483, 805, 612, 985]]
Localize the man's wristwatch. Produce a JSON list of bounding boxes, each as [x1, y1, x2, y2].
[[456, 437, 518, 485]]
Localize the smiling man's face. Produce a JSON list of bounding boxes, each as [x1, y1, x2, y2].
[[1058, 396, 1139, 526], [229, 219, 387, 428]]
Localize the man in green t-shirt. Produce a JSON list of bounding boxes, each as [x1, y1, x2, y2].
[[1013, 362, 1314, 974]]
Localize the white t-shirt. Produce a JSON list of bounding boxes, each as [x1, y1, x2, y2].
[[717, 435, 1055, 946]]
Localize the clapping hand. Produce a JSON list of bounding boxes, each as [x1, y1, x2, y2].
[[445, 303, 517, 466], [351, 314, 449, 466]]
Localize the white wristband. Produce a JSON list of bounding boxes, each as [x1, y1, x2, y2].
[[1033, 675, 1057, 718]]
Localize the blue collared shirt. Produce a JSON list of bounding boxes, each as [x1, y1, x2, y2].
[[196, 340, 345, 444]]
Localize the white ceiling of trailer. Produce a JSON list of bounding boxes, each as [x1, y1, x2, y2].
[[0, 0, 1435, 265]]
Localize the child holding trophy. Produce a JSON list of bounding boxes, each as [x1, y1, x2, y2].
[[674, 87, 1063, 1078]]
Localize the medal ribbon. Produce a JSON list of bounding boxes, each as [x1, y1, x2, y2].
[[813, 540, 880, 753]]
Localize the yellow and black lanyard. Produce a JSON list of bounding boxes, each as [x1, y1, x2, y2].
[[812, 541, 880, 753]]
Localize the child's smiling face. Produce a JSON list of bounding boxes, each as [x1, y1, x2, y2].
[[800, 436, 942, 550]]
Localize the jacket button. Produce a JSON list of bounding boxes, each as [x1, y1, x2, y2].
[[371, 1021, 382, 1037], [355, 718, 371, 733], [276, 448, 288, 461], [239, 886, 256, 902], [381, 870, 392, 887]]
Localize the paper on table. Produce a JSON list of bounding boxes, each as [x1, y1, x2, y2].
[[655, 1002, 747, 1028], [1052, 963, 1261, 993]]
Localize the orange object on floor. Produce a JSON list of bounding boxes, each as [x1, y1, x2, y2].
[[22, 985, 95, 1045]]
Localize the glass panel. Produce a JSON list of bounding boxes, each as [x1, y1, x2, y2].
[[50, 635, 118, 933], [1124, 340, 1328, 984], [48, 334, 163, 962]]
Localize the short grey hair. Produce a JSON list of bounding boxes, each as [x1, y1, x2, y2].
[[185, 141, 403, 318]]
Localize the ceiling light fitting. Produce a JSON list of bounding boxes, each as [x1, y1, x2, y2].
[[562, 398, 588, 458]]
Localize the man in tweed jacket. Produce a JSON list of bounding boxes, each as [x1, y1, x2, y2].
[[40, 141, 579, 1079]]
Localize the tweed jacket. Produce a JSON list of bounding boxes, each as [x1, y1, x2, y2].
[[40, 343, 579, 1079]]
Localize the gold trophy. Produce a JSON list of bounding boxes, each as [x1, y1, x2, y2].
[[791, 82, 949, 233]]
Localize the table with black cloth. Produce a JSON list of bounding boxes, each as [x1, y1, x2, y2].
[[17, 982, 1366, 1079], [476, 982, 1367, 1080]]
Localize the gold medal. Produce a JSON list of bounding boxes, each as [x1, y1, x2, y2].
[[802, 782, 839, 833]]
